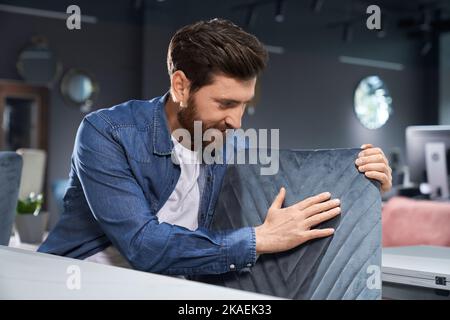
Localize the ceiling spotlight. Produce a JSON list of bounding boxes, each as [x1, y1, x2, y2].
[[376, 15, 387, 38], [377, 29, 386, 38], [311, 0, 324, 13], [420, 31, 433, 56], [342, 23, 353, 43], [245, 5, 257, 28], [421, 41, 432, 56], [134, 0, 143, 9], [377, 24, 387, 38], [274, 0, 285, 23]]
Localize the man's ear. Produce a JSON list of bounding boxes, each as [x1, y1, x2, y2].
[[170, 70, 190, 107]]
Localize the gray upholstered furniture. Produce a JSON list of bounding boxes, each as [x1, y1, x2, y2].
[[195, 148, 382, 300], [0, 152, 23, 246]]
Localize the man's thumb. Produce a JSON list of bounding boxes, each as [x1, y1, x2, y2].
[[270, 187, 286, 210]]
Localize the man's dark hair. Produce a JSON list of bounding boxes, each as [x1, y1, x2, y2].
[[167, 18, 268, 93]]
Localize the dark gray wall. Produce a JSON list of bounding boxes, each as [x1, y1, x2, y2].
[[0, 0, 142, 227]]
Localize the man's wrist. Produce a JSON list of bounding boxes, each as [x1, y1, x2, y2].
[[255, 225, 266, 255]]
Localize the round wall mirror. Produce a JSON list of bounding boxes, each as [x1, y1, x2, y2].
[[16, 36, 62, 86], [354, 76, 392, 129], [60, 69, 99, 113]]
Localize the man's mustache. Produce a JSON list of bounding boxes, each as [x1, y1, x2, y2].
[[199, 123, 229, 133]]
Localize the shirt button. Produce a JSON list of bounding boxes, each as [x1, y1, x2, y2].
[[246, 263, 252, 267], [229, 264, 235, 270]]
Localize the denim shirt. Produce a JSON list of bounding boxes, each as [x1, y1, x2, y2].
[[38, 93, 256, 276]]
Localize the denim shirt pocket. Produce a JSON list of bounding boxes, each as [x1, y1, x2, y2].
[[112, 125, 154, 163], [112, 125, 175, 213]]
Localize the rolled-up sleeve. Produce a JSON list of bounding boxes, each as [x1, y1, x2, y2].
[[73, 114, 256, 275]]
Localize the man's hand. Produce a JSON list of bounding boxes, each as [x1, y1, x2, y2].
[[255, 188, 341, 254], [355, 144, 392, 193]]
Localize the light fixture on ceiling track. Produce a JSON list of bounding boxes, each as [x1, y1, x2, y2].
[[245, 4, 257, 28], [311, 0, 324, 14], [342, 22, 353, 43], [274, 0, 285, 23]]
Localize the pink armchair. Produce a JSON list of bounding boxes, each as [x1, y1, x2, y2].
[[382, 196, 450, 247]]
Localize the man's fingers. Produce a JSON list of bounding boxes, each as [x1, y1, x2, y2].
[[364, 171, 389, 185], [305, 228, 335, 241], [296, 192, 331, 210], [302, 198, 341, 218], [355, 154, 388, 166], [360, 144, 373, 149], [357, 163, 391, 175], [358, 147, 386, 158], [270, 187, 286, 210], [305, 207, 341, 227]]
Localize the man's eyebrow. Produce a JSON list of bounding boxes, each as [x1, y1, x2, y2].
[[213, 97, 254, 104]]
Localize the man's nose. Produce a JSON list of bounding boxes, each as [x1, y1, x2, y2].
[[224, 106, 244, 129]]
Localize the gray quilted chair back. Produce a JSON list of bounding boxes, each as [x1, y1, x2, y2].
[[0, 152, 23, 246], [195, 149, 381, 300]]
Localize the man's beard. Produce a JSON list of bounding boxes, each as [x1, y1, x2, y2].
[[177, 94, 200, 139], [177, 95, 227, 151]]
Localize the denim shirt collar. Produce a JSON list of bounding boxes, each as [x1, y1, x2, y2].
[[152, 92, 174, 156]]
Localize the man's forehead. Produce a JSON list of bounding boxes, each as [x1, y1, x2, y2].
[[207, 74, 256, 101]]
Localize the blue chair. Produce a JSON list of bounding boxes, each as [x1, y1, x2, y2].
[[0, 152, 23, 246], [195, 149, 381, 300]]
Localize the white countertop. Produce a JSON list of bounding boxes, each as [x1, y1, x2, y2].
[[382, 246, 450, 290], [0, 246, 278, 300]]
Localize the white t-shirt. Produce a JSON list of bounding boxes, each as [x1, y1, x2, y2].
[[156, 136, 201, 231], [85, 136, 201, 267]]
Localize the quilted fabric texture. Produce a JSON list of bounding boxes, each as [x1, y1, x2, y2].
[[0, 152, 23, 246], [195, 148, 381, 300]]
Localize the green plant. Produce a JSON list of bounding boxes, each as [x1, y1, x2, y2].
[[17, 192, 43, 216]]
